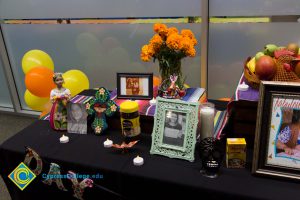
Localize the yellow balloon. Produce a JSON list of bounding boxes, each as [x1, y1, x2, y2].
[[63, 70, 89, 96], [22, 50, 54, 74], [24, 90, 50, 111]]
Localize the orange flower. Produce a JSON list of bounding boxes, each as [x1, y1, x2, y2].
[[185, 47, 196, 57], [141, 53, 151, 62], [153, 24, 168, 37], [181, 37, 192, 51], [166, 33, 183, 50], [140, 45, 153, 62], [181, 29, 194, 39], [150, 34, 163, 51], [141, 24, 197, 62], [167, 27, 178, 37], [181, 29, 197, 45]]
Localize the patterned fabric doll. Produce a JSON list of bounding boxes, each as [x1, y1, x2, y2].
[[49, 73, 71, 131]]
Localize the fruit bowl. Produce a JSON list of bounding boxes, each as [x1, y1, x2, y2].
[[244, 57, 260, 89], [244, 43, 300, 90]]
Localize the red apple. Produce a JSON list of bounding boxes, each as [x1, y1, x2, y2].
[[178, 90, 186, 97], [255, 55, 276, 80]]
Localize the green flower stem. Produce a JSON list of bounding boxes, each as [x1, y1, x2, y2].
[[159, 59, 183, 88]]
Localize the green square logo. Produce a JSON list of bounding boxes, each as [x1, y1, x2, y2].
[[8, 162, 36, 191]]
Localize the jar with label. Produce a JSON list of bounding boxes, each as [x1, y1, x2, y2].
[[120, 101, 141, 138]]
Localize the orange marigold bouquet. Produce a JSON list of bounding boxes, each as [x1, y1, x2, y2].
[[140, 23, 197, 87]]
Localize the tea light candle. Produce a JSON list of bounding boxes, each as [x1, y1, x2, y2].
[[133, 155, 144, 166], [150, 97, 156, 106], [103, 138, 113, 148], [59, 134, 69, 143], [200, 103, 215, 140], [238, 82, 249, 91]]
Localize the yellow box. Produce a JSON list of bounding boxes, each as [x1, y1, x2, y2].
[[226, 138, 246, 168]]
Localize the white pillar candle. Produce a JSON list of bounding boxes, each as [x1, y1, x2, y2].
[[133, 155, 144, 166], [103, 138, 113, 148], [200, 104, 215, 140], [59, 134, 69, 143]]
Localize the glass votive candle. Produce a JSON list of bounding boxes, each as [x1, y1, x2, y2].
[[199, 102, 215, 141]]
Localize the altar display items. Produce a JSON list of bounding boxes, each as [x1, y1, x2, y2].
[[150, 97, 198, 162], [59, 134, 69, 143], [50, 73, 71, 131], [244, 43, 300, 89], [133, 155, 144, 166], [103, 138, 113, 148], [120, 101, 141, 138], [111, 140, 139, 153], [226, 138, 246, 168], [22, 147, 97, 200], [140, 24, 198, 97], [158, 74, 186, 99], [67, 102, 88, 134], [252, 81, 300, 181], [199, 102, 215, 141], [86, 87, 119, 134], [199, 137, 223, 178], [117, 73, 153, 100]]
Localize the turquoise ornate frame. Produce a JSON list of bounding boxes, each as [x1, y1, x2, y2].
[[150, 97, 199, 162]]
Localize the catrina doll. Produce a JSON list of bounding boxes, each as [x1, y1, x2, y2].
[[49, 73, 71, 131]]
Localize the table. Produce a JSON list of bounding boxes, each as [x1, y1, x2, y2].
[[1, 120, 300, 200]]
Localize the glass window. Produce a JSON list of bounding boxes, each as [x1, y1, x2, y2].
[[208, 0, 300, 99], [0, 0, 201, 19], [0, 57, 13, 108], [2, 23, 201, 110]]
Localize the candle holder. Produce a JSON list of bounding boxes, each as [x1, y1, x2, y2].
[[199, 102, 215, 141]]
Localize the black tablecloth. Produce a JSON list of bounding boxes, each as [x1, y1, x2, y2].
[[1, 120, 300, 200]]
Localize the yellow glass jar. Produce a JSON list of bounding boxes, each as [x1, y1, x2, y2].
[[120, 101, 141, 137]]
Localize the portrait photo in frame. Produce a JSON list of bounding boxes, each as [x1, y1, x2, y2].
[[67, 102, 88, 134], [252, 81, 300, 181], [117, 73, 153, 100], [150, 97, 199, 162]]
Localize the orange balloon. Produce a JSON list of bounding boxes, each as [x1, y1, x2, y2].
[[153, 76, 161, 87], [25, 66, 56, 97]]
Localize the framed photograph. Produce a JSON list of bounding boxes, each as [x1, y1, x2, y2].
[[252, 81, 300, 181], [67, 102, 88, 134], [117, 73, 153, 100], [150, 97, 199, 162]]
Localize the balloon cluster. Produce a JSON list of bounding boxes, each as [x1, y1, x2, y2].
[[22, 50, 89, 115]]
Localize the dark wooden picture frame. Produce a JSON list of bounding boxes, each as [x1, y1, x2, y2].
[[252, 81, 300, 181], [117, 73, 153, 100]]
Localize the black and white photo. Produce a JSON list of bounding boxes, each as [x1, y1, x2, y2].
[[163, 111, 186, 147], [67, 103, 88, 134]]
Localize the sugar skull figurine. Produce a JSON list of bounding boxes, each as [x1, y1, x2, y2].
[[86, 87, 119, 134], [199, 137, 223, 178]]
